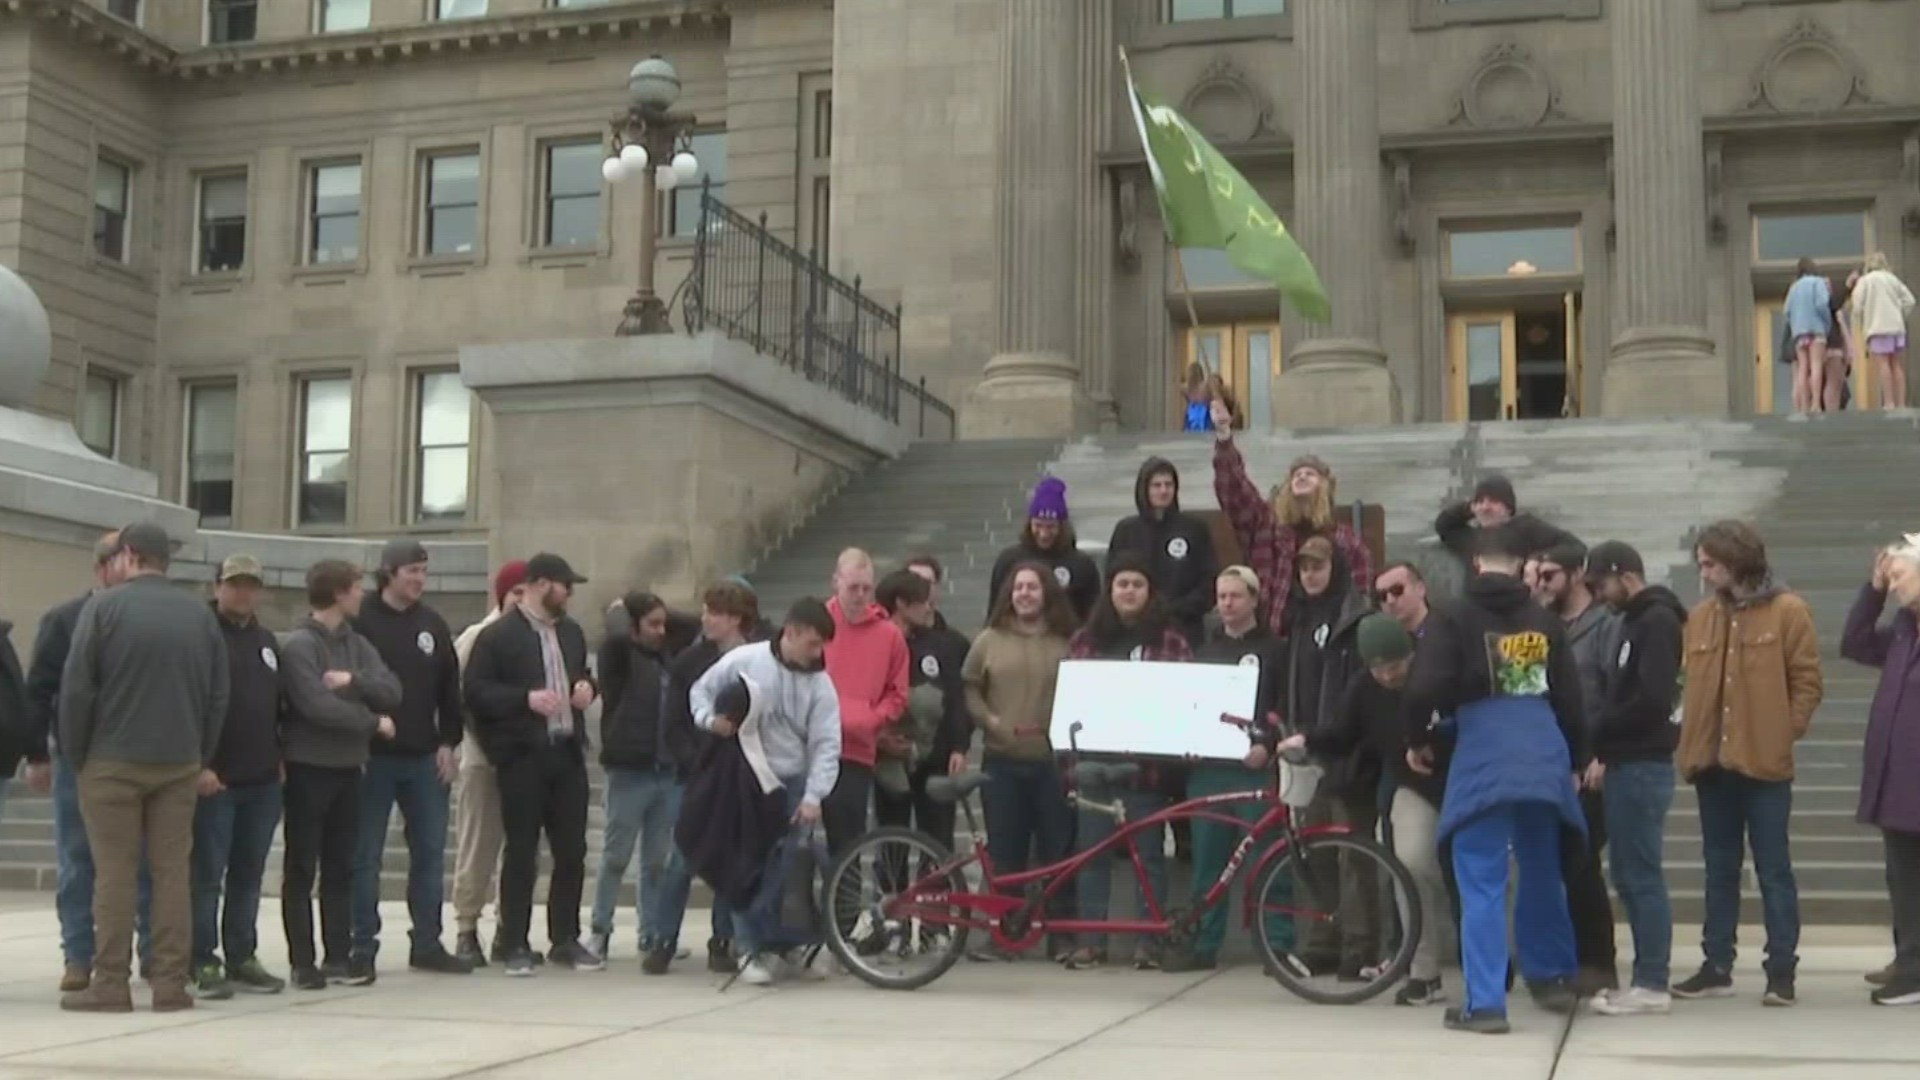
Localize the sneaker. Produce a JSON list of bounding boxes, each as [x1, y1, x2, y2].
[[290, 966, 327, 991], [1527, 977, 1578, 1015], [455, 931, 488, 970], [1762, 976, 1796, 1007], [504, 951, 536, 978], [1866, 962, 1897, 987], [1062, 947, 1107, 971], [780, 949, 827, 982], [343, 957, 376, 987], [1590, 986, 1673, 1016], [586, 931, 611, 963], [737, 954, 777, 987], [226, 958, 286, 994], [548, 940, 606, 972], [1443, 1006, 1511, 1035], [1671, 965, 1735, 1000], [1395, 977, 1446, 1007], [60, 963, 90, 993], [192, 960, 234, 1001], [1132, 944, 1162, 972], [641, 946, 672, 976], [707, 939, 735, 974], [1870, 974, 1920, 1006], [410, 946, 475, 975], [319, 959, 351, 984]]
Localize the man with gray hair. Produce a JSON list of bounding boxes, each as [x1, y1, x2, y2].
[[822, 547, 909, 855]]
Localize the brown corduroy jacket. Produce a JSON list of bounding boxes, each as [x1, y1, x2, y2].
[[1677, 586, 1823, 782]]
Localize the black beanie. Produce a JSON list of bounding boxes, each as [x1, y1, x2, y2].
[[1472, 475, 1517, 514]]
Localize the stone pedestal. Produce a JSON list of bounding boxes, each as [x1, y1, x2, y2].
[[1603, 0, 1722, 416], [960, 352, 1096, 440]]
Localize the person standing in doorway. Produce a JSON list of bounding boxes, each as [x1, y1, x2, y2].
[[350, 539, 472, 979], [57, 523, 229, 1014], [1852, 253, 1916, 410], [988, 478, 1101, 623], [1582, 542, 1686, 1018], [450, 559, 529, 968], [822, 548, 910, 856], [1674, 521, 1822, 1007], [1106, 457, 1217, 647], [1784, 257, 1834, 415], [189, 555, 289, 1000]]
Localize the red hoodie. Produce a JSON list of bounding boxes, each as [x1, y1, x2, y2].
[[824, 596, 910, 767]]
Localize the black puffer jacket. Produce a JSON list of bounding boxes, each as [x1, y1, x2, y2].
[[1105, 458, 1218, 644], [598, 635, 696, 774]]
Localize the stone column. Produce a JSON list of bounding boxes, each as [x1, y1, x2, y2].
[[1603, 0, 1722, 415], [1274, 0, 1393, 426], [961, 0, 1093, 439]]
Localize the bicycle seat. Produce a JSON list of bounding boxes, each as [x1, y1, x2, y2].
[[926, 771, 991, 804], [1075, 762, 1141, 788]]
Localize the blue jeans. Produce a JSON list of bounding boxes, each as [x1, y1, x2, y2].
[[52, 753, 150, 967], [1075, 790, 1171, 952], [590, 766, 685, 948], [1603, 760, 1675, 990], [1694, 768, 1799, 978], [980, 757, 1074, 876], [191, 780, 282, 967], [734, 780, 807, 958], [351, 753, 450, 960], [653, 843, 734, 951], [1452, 803, 1577, 1017]]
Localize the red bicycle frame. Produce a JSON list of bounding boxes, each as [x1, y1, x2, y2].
[[885, 785, 1355, 951]]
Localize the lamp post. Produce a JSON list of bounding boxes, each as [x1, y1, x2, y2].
[[606, 55, 701, 336]]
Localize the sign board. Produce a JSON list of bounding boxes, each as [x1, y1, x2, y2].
[[1049, 660, 1259, 760]]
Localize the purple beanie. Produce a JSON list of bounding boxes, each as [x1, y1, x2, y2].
[[1028, 477, 1069, 522]]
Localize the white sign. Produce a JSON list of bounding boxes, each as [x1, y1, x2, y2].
[[1049, 660, 1259, 760]]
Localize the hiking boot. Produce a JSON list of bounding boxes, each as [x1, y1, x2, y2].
[[192, 961, 234, 1001], [1870, 973, 1920, 1006], [1671, 965, 1735, 1000], [409, 946, 474, 975], [60, 982, 133, 1013], [1394, 977, 1446, 1006], [60, 963, 90, 993], [152, 984, 195, 1013], [504, 951, 536, 978], [226, 958, 286, 994], [737, 954, 776, 987], [547, 940, 606, 972], [641, 946, 673, 976], [1527, 977, 1578, 1015], [455, 931, 487, 970], [707, 938, 734, 974], [343, 957, 376, 986], [1442, 1006, 1510, 1035], [1762, 975, 1796, 1007], [1590, 986, 1672, 1016], [290, 966, 327, 991]]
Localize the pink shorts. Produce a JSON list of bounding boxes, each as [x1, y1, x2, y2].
[[1868, 333, 1907, 356]]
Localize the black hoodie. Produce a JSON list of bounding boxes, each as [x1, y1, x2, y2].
[[1105, 458, 1218, 644], [210, 602, 284, 786], [1282, 564, 1372, 795], [1434, 502, 1579, 566], [907, 612, 972, 760], [1593, 584, 1687, 764], [987, 531, 1101, 624], [353, 594, 463, 756]]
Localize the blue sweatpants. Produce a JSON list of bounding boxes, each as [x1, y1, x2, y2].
[[1451, 803, 1577, 1016]]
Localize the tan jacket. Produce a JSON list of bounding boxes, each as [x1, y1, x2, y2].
[[1678, 587, 1823, 782], [454, 607, 502, 769]]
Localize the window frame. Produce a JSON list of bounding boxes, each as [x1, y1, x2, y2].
[[408, 368, 474, 525], [432, 0, 488, 18], [535, 136, 604, 253], [416, 147, 484, 261], [666, 129, 727, 240], [301, 156, 366, 270], [1749, 205, 1872, 268], [1409, 0, 1603, 30], [314, 0, 372, 34], [193, 169, 249, 276], [798, 74, 833, 262], [293, 372, 355, 529], [92, 153, 134, 265], [182, 378, 240, 527], [1167, 0, 1287, 21], [205, 0, 258, 44], [1139, 0, 1290, 46], [78, 367, 124, 460], [1441, 220, 1584, 281]]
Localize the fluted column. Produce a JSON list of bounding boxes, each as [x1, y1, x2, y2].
[[1275, 0, 1393, 426], [961, 0, 1093, 438], [1604, 0, 1722, 415]]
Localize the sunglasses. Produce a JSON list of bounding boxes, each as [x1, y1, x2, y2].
[[1374, 583, 1406, 603]]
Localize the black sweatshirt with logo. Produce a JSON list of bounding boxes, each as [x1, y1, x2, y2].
[[212, 603, 284, 786], [353, 595, 462, 756], [1593, 585, 1687, 765]]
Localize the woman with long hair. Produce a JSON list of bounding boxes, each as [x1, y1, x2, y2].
[[1060, 554, 1193, 971], [960, 562, 1078, 960], [1853, 252, 1916, 410]]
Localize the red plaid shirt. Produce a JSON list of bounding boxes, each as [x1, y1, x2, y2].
[[1212, 437, 1372, 636]]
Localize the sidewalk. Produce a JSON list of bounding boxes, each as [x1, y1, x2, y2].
[[0, 891, 1912, 1079]]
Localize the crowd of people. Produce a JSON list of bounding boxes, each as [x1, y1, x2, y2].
[[0, 396, 1915, 1033]]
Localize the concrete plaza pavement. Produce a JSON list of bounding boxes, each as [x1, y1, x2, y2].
[[0, 891, 1914, 1079]]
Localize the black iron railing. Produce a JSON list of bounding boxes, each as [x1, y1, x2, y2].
[[682, 183, 956, 440]]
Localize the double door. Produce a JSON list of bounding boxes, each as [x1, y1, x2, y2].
[[1753, 299, 1875, 413], [1445, 294, 1583, 422], [1184, 322, 1280, 429]]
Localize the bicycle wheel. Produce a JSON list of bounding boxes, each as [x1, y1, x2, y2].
[[821, 826, 971, 991], [1252, 833, 1422, 1005]]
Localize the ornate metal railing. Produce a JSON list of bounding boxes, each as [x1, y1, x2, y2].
[[682, 183, 956, 441]]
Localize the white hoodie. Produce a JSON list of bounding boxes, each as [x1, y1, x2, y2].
[[691, 640, 842, 806]]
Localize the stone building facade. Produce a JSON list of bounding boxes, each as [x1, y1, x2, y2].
[[0, 0, 1917, 600]]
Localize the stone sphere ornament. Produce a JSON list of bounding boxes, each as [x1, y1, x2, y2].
[[0, 264, 51, 407]]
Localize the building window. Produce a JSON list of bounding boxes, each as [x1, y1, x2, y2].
[[106, 0, 140, 22], [435, 0, 487, 17], [93, 156, 132, 263], [798, 77, 832, 262], [79, 370, 121, 459], [1169, 0, 1285, 19], [184, 381, 237, 525], [297, 375, 352, 526], [669, 131, 726, 237], [207, 0, 256, 42], [1445, 224, 1580, 278], [541, 139, 601, 248], [412, 371, 471, 522], [421, 151, 480, 257], [307, 161, 361, 265], [1176, 248, 1265, 290], [197, 172, 247, 273], [316, 0, 369, 33], [1752, 209, 1868, 265]]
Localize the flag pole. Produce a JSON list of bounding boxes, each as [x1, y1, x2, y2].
[[1119, 45, 1212, 379]]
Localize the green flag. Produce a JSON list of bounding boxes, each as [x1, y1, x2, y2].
[[1124, 63, 1331, 322]]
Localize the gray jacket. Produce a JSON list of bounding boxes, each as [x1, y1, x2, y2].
[[58, 575, 228, 770], [1565, 601, 1625, 739], [280, 616, 403, 769]]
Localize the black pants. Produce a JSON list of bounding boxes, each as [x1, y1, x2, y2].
[[1564, 788, 1618, 979], [282, 762, 360, 970], [822, 761, 875, 858], [494, 741, 589, 954], [873, 760, 957, 851], [1887, 829, 1920, 978]]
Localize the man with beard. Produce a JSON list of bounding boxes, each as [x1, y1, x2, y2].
[[1106, 457, 1216, 646], [1531, 542, 1622, 996], [1435, 476, 1578, 571], [1210, 399, 1370, 634], [987, 478, 1100, 622]]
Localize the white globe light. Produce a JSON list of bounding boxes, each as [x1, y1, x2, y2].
[[654, 164, 679, 191], [601, 157, 627, 184], [618, 143, 649, 170], [671, 151, 700, 183]]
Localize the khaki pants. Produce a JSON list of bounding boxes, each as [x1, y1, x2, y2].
[[452, 762, 504, 933], [77, 761, 198, 991]]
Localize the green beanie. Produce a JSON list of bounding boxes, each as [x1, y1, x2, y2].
[[1356, 614, 1414, 665]]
